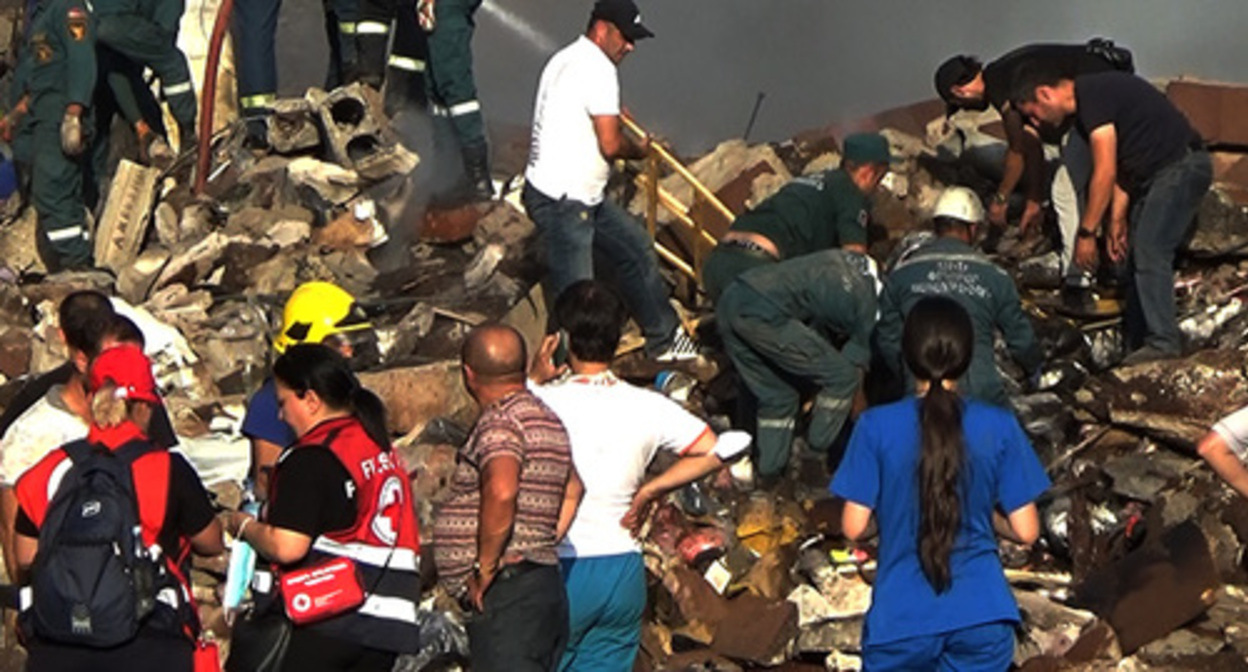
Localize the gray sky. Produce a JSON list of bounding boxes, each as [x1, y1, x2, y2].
[[280, 0, 1248, 154]]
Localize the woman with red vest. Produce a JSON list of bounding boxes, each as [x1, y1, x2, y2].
[[13, 344, 225, 672], [225, 344, 423, 671]]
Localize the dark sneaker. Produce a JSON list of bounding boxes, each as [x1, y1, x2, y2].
[[1120, 345, 1181, 366]]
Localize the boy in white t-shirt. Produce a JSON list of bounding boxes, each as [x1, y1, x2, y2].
[[1199, 405, 1248, 499], [530, 281, 747, 672]]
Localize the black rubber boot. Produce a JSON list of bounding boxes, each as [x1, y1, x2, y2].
[[461, 140, 494, 202]]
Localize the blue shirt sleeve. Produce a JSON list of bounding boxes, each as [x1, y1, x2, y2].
[[241, 379, 297, 447], [994, 410, 1051, 513], [830, 412, 881, 508]]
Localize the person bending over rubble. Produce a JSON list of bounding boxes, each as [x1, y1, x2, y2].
[[1012, 65, 1212, 366], [832, 297, 1049, 671], [935, 41, 1132, 303], [1197, 405, 1248, 501], [435, 324, 582, 672], [242, 281, 376, 500], [522, 0, 699, 363], [717, 249, 878, 482], [875, 187, 1041, 406], [224, 344, 423, 672], [14, 345, 224, 671], [701, 132, 892, 302], [529, 280, 748, 672]]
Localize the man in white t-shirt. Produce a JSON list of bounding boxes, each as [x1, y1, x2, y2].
[[1199, 405, 1248, 499], [521, 0, 697, 363], [529, 281, 747, 672]]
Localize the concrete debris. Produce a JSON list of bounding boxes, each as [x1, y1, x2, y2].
[[4, 72, 1248, 672], [94, 159, 162, 274]]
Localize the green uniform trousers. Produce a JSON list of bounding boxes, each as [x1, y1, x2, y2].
[[717, 282, 859, 478]]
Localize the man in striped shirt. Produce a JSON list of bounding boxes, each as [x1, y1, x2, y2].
[[434, 323, 583, 672]]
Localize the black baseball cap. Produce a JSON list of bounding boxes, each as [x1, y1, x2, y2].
[[592, 0, 655, 42]]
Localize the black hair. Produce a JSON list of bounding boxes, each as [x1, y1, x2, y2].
[[273, 343, 391, 450], [933, 216, 973, 236], [60, 290, 115, 355], [554, 280, 627, 364], [902, 296, 974, 593], [88, 313, 145, 358], [1009, 61, 1069, 107]]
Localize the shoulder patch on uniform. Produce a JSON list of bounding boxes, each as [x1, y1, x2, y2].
[[857, 209, 868, 227], [67, 7, 88, 41]]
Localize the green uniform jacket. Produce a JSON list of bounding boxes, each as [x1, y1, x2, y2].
[[876, 236, 1041, 404], [738, 249, 878, 370], [730, 169, 870, 259], [25, 0, 96, 120]]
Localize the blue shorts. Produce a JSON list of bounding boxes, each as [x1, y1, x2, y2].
[[558, 552, 645, 672], [863, 620, 1015, 671]]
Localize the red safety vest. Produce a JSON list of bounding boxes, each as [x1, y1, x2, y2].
[[268, 416, 423, 653]]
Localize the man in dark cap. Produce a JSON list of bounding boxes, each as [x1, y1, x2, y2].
[[701, 132, 891, 302], [934, 41, 1132, 302], [522, 0, 700, 363]]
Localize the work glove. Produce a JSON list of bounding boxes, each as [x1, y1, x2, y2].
[[417, 0, 435, 31], [60, 110, 83, 156]]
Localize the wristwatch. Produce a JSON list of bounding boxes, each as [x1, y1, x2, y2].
[[1076, 228, 1097, 239], [991, 192, 1008, 205]]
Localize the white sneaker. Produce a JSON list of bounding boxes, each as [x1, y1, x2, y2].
[[654, 327, 700, 362]]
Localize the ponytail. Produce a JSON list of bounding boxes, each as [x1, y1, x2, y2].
[[349, 385, 391, 452], [917, 380, 964, 592], [901, 296, 974, 593]]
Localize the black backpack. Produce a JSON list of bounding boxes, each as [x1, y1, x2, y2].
[[1087, 37, 1135, 74], [22, 439, 165, 647]]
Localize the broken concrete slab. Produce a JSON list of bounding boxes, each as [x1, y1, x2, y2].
[[1015, 590, 1098, 661], [0, 205, 45, 275], [709, 593, 798, 665], [95, 159, 162, 274], [286, 156, 361, 205], [359, 361, 476, 438], [1078, 348, 1248, 449], [116, 246, 171, 304], [268, 98, 322, 155], [1190, 187, 1248, 258]]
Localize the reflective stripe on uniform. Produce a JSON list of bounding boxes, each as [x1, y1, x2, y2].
[[338, 21, 357, 34], [46, 225, 87, 242], [447, 99, 481, 117], [313, 536, 420, 571], [757, 418, 795, 429], [814, 395, 851, 412], [387, 55, 426, 72], [429, 103, 448, 117], [164, 81, 193, 96], [356, 20, 389, 34], [240, 93, 276, 110], [358, 593, 418, 624]]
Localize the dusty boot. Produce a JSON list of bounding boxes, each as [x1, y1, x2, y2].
[[177, 121, 198, 157], [461, 141, 494, 202]]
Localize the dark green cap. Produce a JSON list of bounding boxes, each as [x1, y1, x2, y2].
[[842, 132, 895, 165]]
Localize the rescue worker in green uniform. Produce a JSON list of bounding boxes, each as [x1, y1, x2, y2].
[[355, 0, 428, 114], [422, 0, 492, 202], [22, 0, 95, 270], [702, 132, 892, 302], [717, 249, 879, 480], [93, 0, 198, 151], [875, 187, 1042, 406]]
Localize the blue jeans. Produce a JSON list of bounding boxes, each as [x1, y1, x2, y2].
[[523, 184, 679, 354], [1124, 150, 1212, 353]]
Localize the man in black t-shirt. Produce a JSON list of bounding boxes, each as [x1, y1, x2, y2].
[[935, 41, 1131, 296], [1013, 68, 1212, 364]]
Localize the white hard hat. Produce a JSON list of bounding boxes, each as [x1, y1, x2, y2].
[[932, 186, 985, 225]]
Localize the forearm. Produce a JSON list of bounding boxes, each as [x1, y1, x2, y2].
[[992, 510, 1025, 543], [1111, 182, 1130, 225], [476, 492, 517, 572], [1199, 436, 1248, 500], [997, 148, 1025, 200], [1081, 168, 1114, 232], [554, 469, 584, 541], [639, 454, 724, 501]]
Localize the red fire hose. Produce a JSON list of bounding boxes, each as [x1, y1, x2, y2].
[[193, 0, 235, 195]]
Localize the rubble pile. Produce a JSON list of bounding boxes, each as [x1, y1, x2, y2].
[[2, 75, 1248, 670]]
